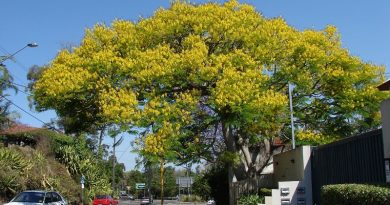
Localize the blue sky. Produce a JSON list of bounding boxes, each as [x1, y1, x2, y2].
[[1, 0, 389, 170]]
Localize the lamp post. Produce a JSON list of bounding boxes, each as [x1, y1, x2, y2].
[[0, 43, 38, 64], [288, 82, 296, 149]]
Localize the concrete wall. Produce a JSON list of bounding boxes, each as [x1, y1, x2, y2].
[[272, 146, 313, 205], [273, 147, 305, 182]]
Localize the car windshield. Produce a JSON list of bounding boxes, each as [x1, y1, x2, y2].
[[95, 195, 110, 199], [12, 192, 45, 203]]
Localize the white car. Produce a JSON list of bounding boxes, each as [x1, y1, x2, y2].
[[207, 199, 216, 205], [4, 190, 67, 205]]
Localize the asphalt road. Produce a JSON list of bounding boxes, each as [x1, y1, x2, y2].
[[119, 199, 207, 205]]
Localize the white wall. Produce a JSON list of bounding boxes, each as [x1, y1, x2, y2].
[[272, 146, 312, 205]]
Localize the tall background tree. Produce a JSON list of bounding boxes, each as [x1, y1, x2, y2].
[[30, 1, 389, 203], [0, 60, 19, 130]]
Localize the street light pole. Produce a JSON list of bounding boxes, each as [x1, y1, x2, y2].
[[289, 82, 296, 149], [0, 43, 38, 64]]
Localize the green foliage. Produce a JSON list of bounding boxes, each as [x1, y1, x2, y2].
[[192, 173, 211, 200], [257, 188, 271, 198], [0, 127, 117, 203], [321, 184, 390, 205], [103, 155, 125, 193], [55, 136, 112, 198], [219, 151, 240, 166], [0, 147, 28, 198], [0, 146, 79, 202], [238, 194, 264, 205], [124, 170, 145, 196], [2, 128, 73, 155], [195, 164, 229, 205], [181, 195, 202, 202], [0, 147, 29, 170], [0, 62, 18, 131], [150, 165, 177, 197]]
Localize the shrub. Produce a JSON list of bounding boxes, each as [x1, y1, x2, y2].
[[181, 195, 202, 202], [258, 188, 271, 197], [238, 194, 263, 205], [192, 173, 211, 200], [321, 184, 390, 205]]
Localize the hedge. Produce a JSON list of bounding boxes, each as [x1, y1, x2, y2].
[[321, 184, 390, 205]]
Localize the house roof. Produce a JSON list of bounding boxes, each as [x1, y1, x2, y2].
[[0, 124, 43, 135], [377, 80, 390, 91]]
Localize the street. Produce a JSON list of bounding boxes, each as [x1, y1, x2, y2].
[[118, 199, 207, 205]]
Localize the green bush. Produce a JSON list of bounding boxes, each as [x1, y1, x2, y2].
[[321, 184, 390, 205], [258, 188, 271, 197], [181, 195, 202, 202], [238, 194, 263, 205]]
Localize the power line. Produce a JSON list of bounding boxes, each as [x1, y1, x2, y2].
[[0, 44, 34, 87], [0, 44, 30, 72], [118, 143, 133, 161], [14, 87, 30, 96], [11, 81, 29, 89], [0, 45, 10, 55], [0, 79, 30, 95], [0, 95, 61, 133]]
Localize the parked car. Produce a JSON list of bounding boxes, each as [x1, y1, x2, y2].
[[120, 194, 134, 200], [4, 190, 67, 205], [128, 194, 135, 200], [207, 199, 216, 205], [140, 196, 153, 205], [92, 195, 118, 205]]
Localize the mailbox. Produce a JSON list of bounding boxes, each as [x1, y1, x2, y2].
[[281, 198, 290, 205], [297, 187, 305, 194], [297, 198, 306, 205], [280, 187, 290, 195]]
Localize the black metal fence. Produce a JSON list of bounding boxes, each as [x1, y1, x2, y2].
[[311, 129, 386, 204]]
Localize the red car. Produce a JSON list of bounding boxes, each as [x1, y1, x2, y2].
[[92, 194, 118, 205]]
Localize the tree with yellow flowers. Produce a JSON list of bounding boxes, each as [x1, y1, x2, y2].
[[31, 1, 388, 204]]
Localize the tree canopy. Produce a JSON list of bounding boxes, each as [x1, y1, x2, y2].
[[32, 0, 387, 181]]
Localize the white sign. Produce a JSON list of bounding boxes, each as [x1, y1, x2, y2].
[[136, 183, 145, 189]]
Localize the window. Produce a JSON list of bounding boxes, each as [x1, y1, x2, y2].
[[52, 192, 62, 202], [13, 192, 45, 203], [44, 192, 53, 203]]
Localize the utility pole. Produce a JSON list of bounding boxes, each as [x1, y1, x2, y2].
[[289, 83, 296, 149], [112, 136, 116, 193]]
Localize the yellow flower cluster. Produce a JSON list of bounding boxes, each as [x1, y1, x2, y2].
[[212, 67, 284, 113], [34, 50, 98, 104], [98, 85, 138, 123], [144, 122, 179, 155], [296, 130, 337, 145], [142, 92, 196, 126]]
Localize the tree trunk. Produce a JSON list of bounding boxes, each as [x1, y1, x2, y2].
[[237, 138, 272, 179], [97, 127, 105, 158], [160, 159, 165, 205], [222, 123, 236, 205], [222, 122, 274, 205]]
